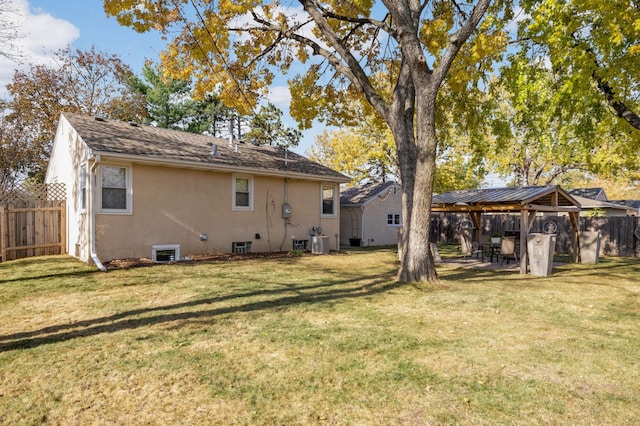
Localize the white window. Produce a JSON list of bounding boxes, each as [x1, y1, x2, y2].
[[79, 163, 87, 211], [99, 164, 132, 214], [387, 214, 401, 226], [233, 175, 253, 211], [321, 183, 336, 217], [152, 244, 180, 262]]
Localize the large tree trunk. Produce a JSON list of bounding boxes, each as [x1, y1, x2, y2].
[[389, 68, 439, 283], [397, 88, 439, 283]]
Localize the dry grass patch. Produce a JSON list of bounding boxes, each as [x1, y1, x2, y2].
[[1, 250, 639, 424]]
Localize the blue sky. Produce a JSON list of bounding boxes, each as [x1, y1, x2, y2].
[[2, 0, 320, 155]]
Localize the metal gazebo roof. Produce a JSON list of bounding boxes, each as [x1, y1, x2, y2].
[[432, 186, 581, 213]]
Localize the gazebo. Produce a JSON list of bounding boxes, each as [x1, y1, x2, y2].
[[431, 186, 581, 274]]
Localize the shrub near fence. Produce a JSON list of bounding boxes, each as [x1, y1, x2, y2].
[[430, 213, 640, 258], [0, 183, 66, 262]]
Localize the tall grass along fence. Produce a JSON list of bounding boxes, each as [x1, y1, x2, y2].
[[0, 183, 66, 262], [431, 213, 640, 258]]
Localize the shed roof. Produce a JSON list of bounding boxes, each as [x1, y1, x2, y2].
[[567, 187, 608, 201], [340, 181, 399, 206], [432, 186, 580, 212], [62, 113, 349, 182]]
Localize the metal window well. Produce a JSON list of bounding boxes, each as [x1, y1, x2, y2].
[[579, 231, 601, 264], [527, 233, 557, 277]]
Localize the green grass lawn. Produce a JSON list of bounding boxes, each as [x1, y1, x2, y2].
[[1, 249, 639, 425]]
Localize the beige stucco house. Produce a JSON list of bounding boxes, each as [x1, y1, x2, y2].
[[339, 181, 402, 247], [46, 113, 349, 269]]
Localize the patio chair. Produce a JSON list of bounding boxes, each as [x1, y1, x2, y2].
[[499, 236, 518, 264], [463, 240, 485, 262]]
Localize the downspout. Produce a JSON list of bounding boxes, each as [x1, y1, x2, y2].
[[361, 205, 366, 247], [89, 154, 107, 271]]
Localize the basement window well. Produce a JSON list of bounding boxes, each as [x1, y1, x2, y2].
[[152, 244, 180, 262], [232, 242, 252, 254], [292, 240, 308, 251]]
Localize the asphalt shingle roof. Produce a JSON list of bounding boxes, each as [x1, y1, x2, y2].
[[62, 113, 349, 182], [340, 181, 398, 205], [567, 188, 606, 200]]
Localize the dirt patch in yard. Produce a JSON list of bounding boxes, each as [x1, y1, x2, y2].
[[103, 250, 348, 270]]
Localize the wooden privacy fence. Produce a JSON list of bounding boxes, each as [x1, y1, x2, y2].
[[430, 213, 640, 258], [0, 183, 66, 262]]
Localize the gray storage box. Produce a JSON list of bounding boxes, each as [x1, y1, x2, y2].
[[579, 231, 601, 264], [528, 233, 557, 277]]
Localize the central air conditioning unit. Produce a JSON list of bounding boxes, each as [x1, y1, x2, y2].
[[311, 236, 329, 254]]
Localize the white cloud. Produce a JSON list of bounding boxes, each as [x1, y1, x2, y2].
[[0, 0, 79, 96], [266, 85, 291, 108]]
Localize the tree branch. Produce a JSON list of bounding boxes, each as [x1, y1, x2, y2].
[[432, 0, 492, 87], [567, 32, 640, 131], [297, 0, 390, 119], [594, 72, 640, 131]]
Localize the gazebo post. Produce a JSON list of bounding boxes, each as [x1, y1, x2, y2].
[[520, 209, 528, 274], [469, 211, 482, 243], [569, 211, 580, 263]]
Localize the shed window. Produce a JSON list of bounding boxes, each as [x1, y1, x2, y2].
[[387, 214, 401, 226]]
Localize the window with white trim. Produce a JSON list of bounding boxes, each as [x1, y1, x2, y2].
[[321, 183, 336, 217], [387, 214, 401, 226], [100, 164, 132, 214], [233, 175, 253, 211]]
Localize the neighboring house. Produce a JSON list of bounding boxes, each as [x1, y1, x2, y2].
[[568, 188, 637, 216], [46, 113, 349, 267], [571, 195, 637, 217], [339, 181, 402, 247], [608, 200, 640, 216], [567, 187, 609, 201]]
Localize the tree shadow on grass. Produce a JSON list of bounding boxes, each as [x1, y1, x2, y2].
[[0, 270, 399, 352]]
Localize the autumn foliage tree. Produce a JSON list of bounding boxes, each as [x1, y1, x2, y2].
[[1, 47, 146, 183], [105, 0, 512, 282]]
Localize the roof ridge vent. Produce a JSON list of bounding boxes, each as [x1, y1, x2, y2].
[[129, 121, 139, 127], [95, 115, 107, 122]]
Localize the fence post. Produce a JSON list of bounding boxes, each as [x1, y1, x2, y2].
[[0, 205, 5, 262], [60, 201, 67, 255]]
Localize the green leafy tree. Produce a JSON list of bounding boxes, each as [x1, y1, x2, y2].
[[483, 47, 640, 187], [519, 0, 640, 131], [105, 0, 511, 282], [245, 103, 302, 147], [129, 62, 193, 129], [308, 126, 397, 185]]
